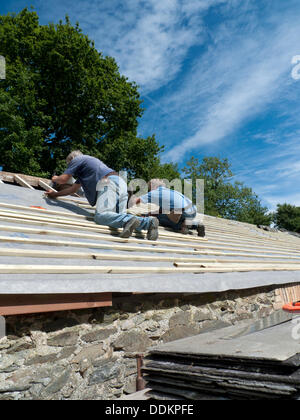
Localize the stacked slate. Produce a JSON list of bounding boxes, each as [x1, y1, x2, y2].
[[143, 314, 300, 400]]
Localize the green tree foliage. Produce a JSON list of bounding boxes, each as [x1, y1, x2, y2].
[[273, 203, 300, 232], [151, 162, 180, 181], [183, 156, 272, 225], [0, 9, 163, 178]]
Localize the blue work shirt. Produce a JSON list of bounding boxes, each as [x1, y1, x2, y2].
[[64, 155, 113, 206], [140, 187, 195, 214]]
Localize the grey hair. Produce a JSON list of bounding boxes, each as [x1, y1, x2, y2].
[[148, 179, 166, 191], [66, 150, 83, 165]]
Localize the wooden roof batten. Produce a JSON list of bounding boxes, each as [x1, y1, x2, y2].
[[0, 170, 300, 315]]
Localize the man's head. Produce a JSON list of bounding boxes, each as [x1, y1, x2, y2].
[[66, 150, 83, 165], [148, 179, 166, 191]]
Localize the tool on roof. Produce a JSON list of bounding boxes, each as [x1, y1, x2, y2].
[[282, 301, 300, 313]]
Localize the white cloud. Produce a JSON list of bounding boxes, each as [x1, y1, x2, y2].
[[37, 0, 227, 92], [163, 16, 300, 161], [263, 193, 300, 211]]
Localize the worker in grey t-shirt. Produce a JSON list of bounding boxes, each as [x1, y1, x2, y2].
[[45, 151, 159, 240]]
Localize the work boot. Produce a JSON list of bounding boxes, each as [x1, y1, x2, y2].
[[121, 217, 141, 238], [197, 224, 206, 238], [180, 221, 190, 235], [147, 217, 159, 241]]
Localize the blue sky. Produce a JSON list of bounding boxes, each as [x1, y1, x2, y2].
[[1, 0, 300, 210]]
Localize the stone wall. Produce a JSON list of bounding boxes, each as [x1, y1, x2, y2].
[[0, 286, 279, 400]]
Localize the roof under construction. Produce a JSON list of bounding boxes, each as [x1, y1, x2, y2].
[[0, 171, 300, 300]]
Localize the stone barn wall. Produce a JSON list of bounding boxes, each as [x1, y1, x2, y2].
[[0, 286, 280, 400]]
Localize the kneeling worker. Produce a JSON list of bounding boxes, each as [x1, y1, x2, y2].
[[135, 179, 205, 237], [45, 151, 159, 240]]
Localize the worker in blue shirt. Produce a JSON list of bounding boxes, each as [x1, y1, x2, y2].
[[135, 179, 205, 237], [45, 151, 159, 240]]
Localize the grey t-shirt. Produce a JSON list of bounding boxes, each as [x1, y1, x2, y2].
[[64, 155, 113, 206]]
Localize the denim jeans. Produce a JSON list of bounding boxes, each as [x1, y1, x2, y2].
[[94, 175, 152, 230], [156, 208, 198, 231]]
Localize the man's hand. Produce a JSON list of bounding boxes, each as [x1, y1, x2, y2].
[[44, 190, 58, 199]]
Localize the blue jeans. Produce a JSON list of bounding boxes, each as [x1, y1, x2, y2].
[[156, 208, 198, 231], [94, 175, 152, 230]]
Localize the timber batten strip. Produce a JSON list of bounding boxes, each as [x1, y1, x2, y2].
[[0, 235, 300, 259], [0, 222, 300, 257], [0, 201, 94, 221], [0, 171, 50, 188], [0, 202, 298, 250], [38, 179, 57, 192], [0, 235, 209, 255], [1, 264, 300, 274], [1, 247, 300, 264], [0, 210, 295, 254], [0, 204, 297, 250], [0, 208, 297, 252], [0, 208, 292, 249], [14, 175, 35, 190]]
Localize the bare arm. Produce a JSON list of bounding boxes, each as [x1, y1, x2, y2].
[[52, 174, 72, 185], [45, 183, 81, 199]]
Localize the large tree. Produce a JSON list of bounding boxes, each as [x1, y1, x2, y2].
[[0, 9, 163, 178], [183, 156, 272, 225], [273, 203, 300, 232]]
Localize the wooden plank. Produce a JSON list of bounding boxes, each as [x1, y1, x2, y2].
[[0, 210, 298, 254], [174, 261, 300, 267], [276, 283, 300, 304], [0, 207, 290, 248], [174, 263, 300, 269], [0, 292, 112, 316], [1, 247, 300, 264], [1, 221, 299, 257], [1, 235, 300, 259], [38, 179, 57, 192], [0, 234, 208, 255], [0, 171, 49, 188], [55, 196, 92, 206], [0, 264, 300, 274], [0, 201, 298, 249], [1, 205, 298, 251], [0, 221, 211, 250], [0, 201, 94, 221], [1, 210, 296, 254], [14, 175, 35, 190]]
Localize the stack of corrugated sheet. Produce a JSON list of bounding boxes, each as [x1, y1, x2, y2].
[[143, 314, 300, 400]]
